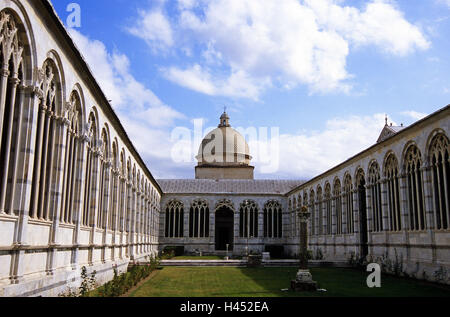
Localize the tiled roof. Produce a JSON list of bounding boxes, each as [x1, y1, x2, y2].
[[157, 179, 305, 195]]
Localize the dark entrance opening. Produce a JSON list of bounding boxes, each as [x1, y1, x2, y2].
[[358, 178, 368, 259], [215, 206, 234, 251]]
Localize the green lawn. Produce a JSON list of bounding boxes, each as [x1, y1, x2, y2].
[[128, 267, 450, 297]]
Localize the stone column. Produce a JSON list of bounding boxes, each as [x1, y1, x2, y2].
[[112, 169, 120, 260], [101, 160, 111, 263], [125, 180, 131, 258], [380, 178, 390, 255], [291, 206, 317, 291], [9, 84, 35, 284], [129, 186, 136, 261], [0, 76, 20, 214], [7, 83, 25, 216], [399, 173, 410, 261], [421, 164, 436, 263], [71, 133, 89, 270], [331, 196, 336, 255], [46, 114, 70, 275], [352, 189, 359, 256], [88, 149, 100, 265], [0, 62, 10, 153]]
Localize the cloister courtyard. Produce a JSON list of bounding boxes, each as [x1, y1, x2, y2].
[[123, 265, 449, 298]]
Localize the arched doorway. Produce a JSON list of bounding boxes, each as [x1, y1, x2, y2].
[[215, 206, 234, 251]]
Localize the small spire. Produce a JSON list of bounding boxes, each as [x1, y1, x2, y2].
[[219, 109, 230, 127], [385, 114, 388, 126]]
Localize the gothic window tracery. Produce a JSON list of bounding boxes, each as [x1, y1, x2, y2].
[[404, 144, 426, 231], [368, 161, 383, 232], [429, 133, 449, 230], [82, 112, 97, 227], [263, 200, 282, 238], [384, 153, 401, 231], [0, 10, 25, 216], [325, 183, 332, 235], [189, 199, 209, 238], [344, 174, 354, 234], [239, 200, 258, 238], [333, 179, 342, 234], [165, 200, 184, 238], [29, 59, 61, 222], [317, 186, 323, 235], [60, 91, 83, 224]]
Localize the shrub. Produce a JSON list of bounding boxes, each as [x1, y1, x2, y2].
[[95, 264, 156, 297], [79, 266, 97, 297]]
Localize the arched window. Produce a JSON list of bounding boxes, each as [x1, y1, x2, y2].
[[119, 150, 126, 232], [333, 179, 342, 235], [263, 200, 282, 238], [404, 145, 426, 231], [165, 200, 184, 238], [190, 200, 210, 238], [97, 128, 110, 229], [135, 172, 140, 235], [368, 161, 383, 232], [239, 200, 258, 238], [125, 159, 132, 233], [429, 133, 450, 230], [384, 153, 401, 231], [344, 174, 354, 234], [309, 190, 315, 235], [108, 141, 119, 231], [0, 10, 26, 216], [60, 91, 83, 224], [317, 186, 323, 235], [29, 59, 61, 221], [82, 113, 98, 227], [325, 183, 332, 235]]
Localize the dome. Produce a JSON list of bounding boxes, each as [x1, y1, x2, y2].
[[196, 112, 252, 166]]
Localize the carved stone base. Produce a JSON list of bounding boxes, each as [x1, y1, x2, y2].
[[291, 269, 318, 291]]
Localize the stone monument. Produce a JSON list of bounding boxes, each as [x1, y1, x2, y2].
[[291, 206, 318, 291]]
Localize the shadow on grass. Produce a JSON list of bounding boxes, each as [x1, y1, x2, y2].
[[128, 266, 450, 297], [238, 266, 450, 297]]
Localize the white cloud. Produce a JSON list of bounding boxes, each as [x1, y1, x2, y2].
[[68, 29, 186, 177], [400, 110, 428, 121], [128, 0, 430, 99], [161, 64, 270, 100], [306, 0, 430, 56], [126, 8, 174, 52], [253, 113, 388, 179], [436, 0, 450, 8]]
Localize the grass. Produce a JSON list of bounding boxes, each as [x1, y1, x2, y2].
[[128, 267, 450, 297]]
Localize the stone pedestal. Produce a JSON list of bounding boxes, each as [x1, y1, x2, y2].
[[291, 269, 318, 291], [247, 254, 262, 267], [291, 206, 318, 292]]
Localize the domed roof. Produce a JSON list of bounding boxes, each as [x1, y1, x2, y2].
[[196, 112, 252, 166]]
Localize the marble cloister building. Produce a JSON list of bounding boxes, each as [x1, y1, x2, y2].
[[0, 0, 161, 297], [0, 0, 449, 297]]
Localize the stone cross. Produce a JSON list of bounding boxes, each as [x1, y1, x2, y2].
[[298, 205, 310, 270], [291, 205, 317, 291]]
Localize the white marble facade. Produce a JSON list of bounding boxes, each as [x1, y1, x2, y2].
[[0, 1, 161, 296], [286, 107, 450, 283], [0, 0, 449, 297]]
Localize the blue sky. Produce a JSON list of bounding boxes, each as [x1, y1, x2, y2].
[[52, 0, 450, 179]]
